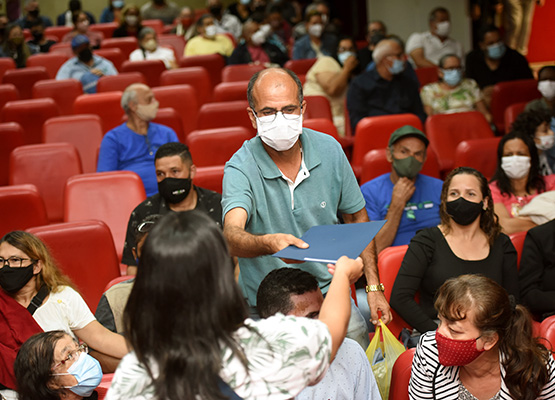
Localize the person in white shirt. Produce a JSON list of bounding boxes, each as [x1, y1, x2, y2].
[[129, 26, 177, 69], [207, 0, 242, 40]]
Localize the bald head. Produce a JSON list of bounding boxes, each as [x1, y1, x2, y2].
[[247, 68, 303, 110], [121, 83, 153, 114], [372, 39, 403, 64]]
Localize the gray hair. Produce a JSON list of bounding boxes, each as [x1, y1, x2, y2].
[[438, 53, 460, 69], [247, 68, 303, 110], [372, 38, 403, 64], [121, 84, 142, 114], [138, 27, 156, 41]]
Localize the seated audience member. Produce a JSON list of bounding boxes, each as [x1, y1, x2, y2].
[[208, 0, 242, 40], [56, 35, 118, 93], [410, 274, 555, 399], [106, 211, 363, 399], [184, 14, 234, 57], [357, 20, 387, 71], [519, 218, 555, 320], [347, 38, 426, 133], [0, 24, 31, 68], [511, 109, 555, 175], [16, 0, 52, 30], [121, 142, 222, 274], [0, 14, 8, 43], [129, 27, 177, 69], [227, 0, 251, 23], [489, 131, 555, 234], [361, 126, 442, 251], [0, 231, 128, 373], [140, 0, 180, 26], [170, 6, 195, 40], [303, 36, 359, 136], [100, 0, 125, 23], [97, 84, 179, 197], [61, 11, 104, 49], [266, 5, 292, 52], [14, 331, 103, 400], [96, 214, 161, 332], [257, 267, 381, 399], [465, 25, 533, 106], [526, 65, 555, 114], [420, 53, 491, 121], [292, 0, 337, 40], [112, 4, 143, 38], [390, 167, 518, 334], [228, 20, 288, 67], [57, 0, 95, 27], [27, 19, 56, 53], [292, 10, 337, 60], [406, 7, 463, 69]]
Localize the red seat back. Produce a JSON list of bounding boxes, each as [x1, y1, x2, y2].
[[221, 64, 265, 83], [491, 79, 541, 134], [160, 67, 211, 106], [509, 230, 527, 269], [10, 143, 82, 222], [454, 137, 501, 180], [304, 95, 333, 121], [94, 48, 125, 71], [0, 184, 48, 238], [44, 26, 73, 42], [26, 53, 69, 79], [32, 79, 83, 116], [186, 127, 254, 167], [389, 348, 416, 400], [152, 84, 198, 142], [284, 58, 317, 76], [49, 42, 73, 58], [121, 59, 166, 88], [540, 315, 555, 356], [152, 107, 184, 141], [179, 53, 226, 89], [193, 165, 224, 194], [504, 101, 527, 133], [2, 66, 50, 99], [64, 171, 147, 263], [426, 111, 494, 173], [212, 81, 248, 102], [89, 22, 118, 38], [158, 34, 186, 58], [43, 114, 104, 173], [0, 57, 16, 81], [141, 19, 164, 35], [0, 122, 24, 186], [197, 100, 254, 133], [96, 72, 147, 93], [303, 118, 341, 142], [73, 91, 124, 134], [0, 83, 19, 113], [101, 37, 139, 60], [28, 220, 121, 311], [415, 66, 439, 88], [0, 98, 60, 144]]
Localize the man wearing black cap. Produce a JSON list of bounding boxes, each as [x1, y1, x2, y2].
[[361, 125, 443, 252]]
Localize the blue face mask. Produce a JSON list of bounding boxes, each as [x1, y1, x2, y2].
[[338, 51, 355, 66], [442, 69, 462, 86], [486, 42, 506, 60], [112, 0, 124, 8], [57, 352, 103, 397], [388, 58, 404, 75]]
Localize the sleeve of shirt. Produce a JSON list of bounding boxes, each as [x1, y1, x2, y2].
[[97, 132, 120, 172], [338, 144, 366, 215], [222, 161, 254, 222], [406, 32, 424, 55], [94, 294, 117, 333], [104, 59, 118, 76], [121, 206, 140, 266], [540, 354, 555, 398], [360, 180, 381, 221], [488, 181, 504, 204], [346, 75, 367, 133], [468, 79, 483, 102], [409, 333, 436, 400], [184, 40, 196, 56], [129, 49, 143, 62], [222, 36, 234, 57], [349, 340, 379, 400], [500, 234, 519, 301], [420, 84, 434, 107], [56, 62, 70, 80], [61, 287, 96, 330]]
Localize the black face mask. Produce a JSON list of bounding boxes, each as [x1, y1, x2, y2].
[[78, 47, 93, 63], [158, 177, 192, 204], [446, 197, 484, 226], [32, 31, 43, 41], [370, 32, 385, 46], [29, 9, 40, 18], [0, 263, 36, 294], [209, 5, 222, 17]]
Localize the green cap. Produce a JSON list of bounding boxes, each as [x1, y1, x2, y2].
[[388, 125, 429, 148]]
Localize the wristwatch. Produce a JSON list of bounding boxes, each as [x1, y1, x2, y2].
[[365, 283, 385, 293]]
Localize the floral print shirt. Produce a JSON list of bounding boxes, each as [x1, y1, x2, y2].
[[420, 78, 482, 115]]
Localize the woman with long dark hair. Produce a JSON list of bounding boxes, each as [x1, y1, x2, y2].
[[106, 210, 362, 399]]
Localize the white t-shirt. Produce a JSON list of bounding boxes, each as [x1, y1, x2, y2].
[[129, 46, 176, 69], [406, 31, 464, 67]]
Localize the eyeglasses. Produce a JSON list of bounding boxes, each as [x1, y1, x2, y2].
[[253, 105, 303, 123], [0, 257, 37, 268], [52, 343, 88, 370]]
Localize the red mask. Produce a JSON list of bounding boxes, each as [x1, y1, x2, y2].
[[435, 331, 485, 366]]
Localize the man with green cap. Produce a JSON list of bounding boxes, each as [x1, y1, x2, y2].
[[361, 125, 442, 252]]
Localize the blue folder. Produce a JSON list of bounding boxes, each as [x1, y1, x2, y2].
[[273, 220, 387, 264]]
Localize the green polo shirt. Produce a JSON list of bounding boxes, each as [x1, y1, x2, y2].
[[222, 128, 365, 306]]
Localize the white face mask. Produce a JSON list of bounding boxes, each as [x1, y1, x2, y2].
[[125, 15, 138, 26], [434, 20, 450, 37], [537, 134, 555, 151], [538, 80, 555, 101], [501, 155, 531, 179], [136, 100, 159, 121], [338, 51, 355, 65], [256, 112, 303, 151], [205, 25, 217, 38], [308, 23, 323, 38], [251, 29, 266, 46]]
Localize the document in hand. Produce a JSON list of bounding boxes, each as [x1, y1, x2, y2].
[[273, 220, 386, 264]]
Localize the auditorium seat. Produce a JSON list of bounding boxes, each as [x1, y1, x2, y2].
[[212, 81, 248, 102], [121, 59, 166, 88], [94, 48, 125, 71], [26, 53, 69, 79], [152, 84, 198, 142], [221, 64, 265, 83], [48, 42, 73, 57], [389, 348, 416, 400], [284, 58, 317, 76], [158, 34, 186, 58], [193, 165, 225, 194], [197, 100, 254, 133], [160, 67, 212, 106], [453, 137, 501, 180], [32, 79, 83, 115], [509, 230, 527, 269], [303, 95, 333, 121], [179, 53, 226, 89], [2, 66, 50, 99], [0, 98, 60, 144], [491, 79, 541, 134], [504, 102, 527, 133], [0, 83, 19, 111], [539, 315, 555, 356], [0, 184, 48, 238], [89, 22, 118, 38], [415, 66, 439, 88], [0, 122, 24, 186], [186, 127, 254, 167], [303, 118, 341, 142], [0, 57, 16, 81], [101, 37, 138, 60], [141, 19, 164, 35], [73, 91, 124, 134], [96, 72, 147, 93], [44, 26, 72, 42], [152, 108, 184, 141]]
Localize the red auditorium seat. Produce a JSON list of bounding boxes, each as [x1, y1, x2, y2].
[[304, 95, 333, 121], [0, 122, 24, 186], [415, 66, 439, 88], [212, 81, 248, 102], [197, 100, 254, 133], [101, 37, 139, 60], [49, 42, 73, 57], [426, 111, 494, 173], [179, 53, 226, 89], [352, 114, 424, 178], [43, 114, 103, 173], [454, 137, 501, 180], [64, 171, 147, 263], [44, 26, 72, 42], [491, 79, 541, 134], [302, 118, 354, 152], [504, 102, 527, 133], [94, 48, 125, 71], [103, 276, 134, 292], [10, 143, 82, 222], [509, 231, 527, 269], [360, 148, 441, 185], [0, 57, 16, 81], [89, 22, 118, 38], [96, 72, 147, 93], [186, 127, 254, 167], [28, 220, 121, 310], [160, 67, 212, 106], [158, 34, 186, 58], [221, 64, 265, 83], [284, 58, 317, 76], [121, 59, 166, 88], [0, 184, 48, 238], [0, 83, 19, 111], [2, 66, 50, 99], [152, 108, 184, 141], [389, 348, 416, 400], [0, 98, 60, 144], [193, 165, 225, 194], [26, 53, 69, 79], [32, 79, 83, 115], [540, 315, 555, 356], [141, 19, 164, 35], [152, 84, 198, 142], [73, 91, 124, 134]]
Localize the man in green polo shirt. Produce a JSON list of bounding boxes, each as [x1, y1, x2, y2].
[[222, 68, 391, 346]]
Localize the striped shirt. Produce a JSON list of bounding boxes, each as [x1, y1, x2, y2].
[[409, 331, 555, 399]]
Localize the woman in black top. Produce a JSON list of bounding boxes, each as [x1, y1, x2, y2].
[[390, 167, 518, 333]]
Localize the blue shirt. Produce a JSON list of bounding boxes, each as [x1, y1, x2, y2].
[[56, 55, 118, 93], [361, 173, 443, 247], [222, 129, 366, 306], [97, 123, 179, 197], [292, 33, 338, 60]]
